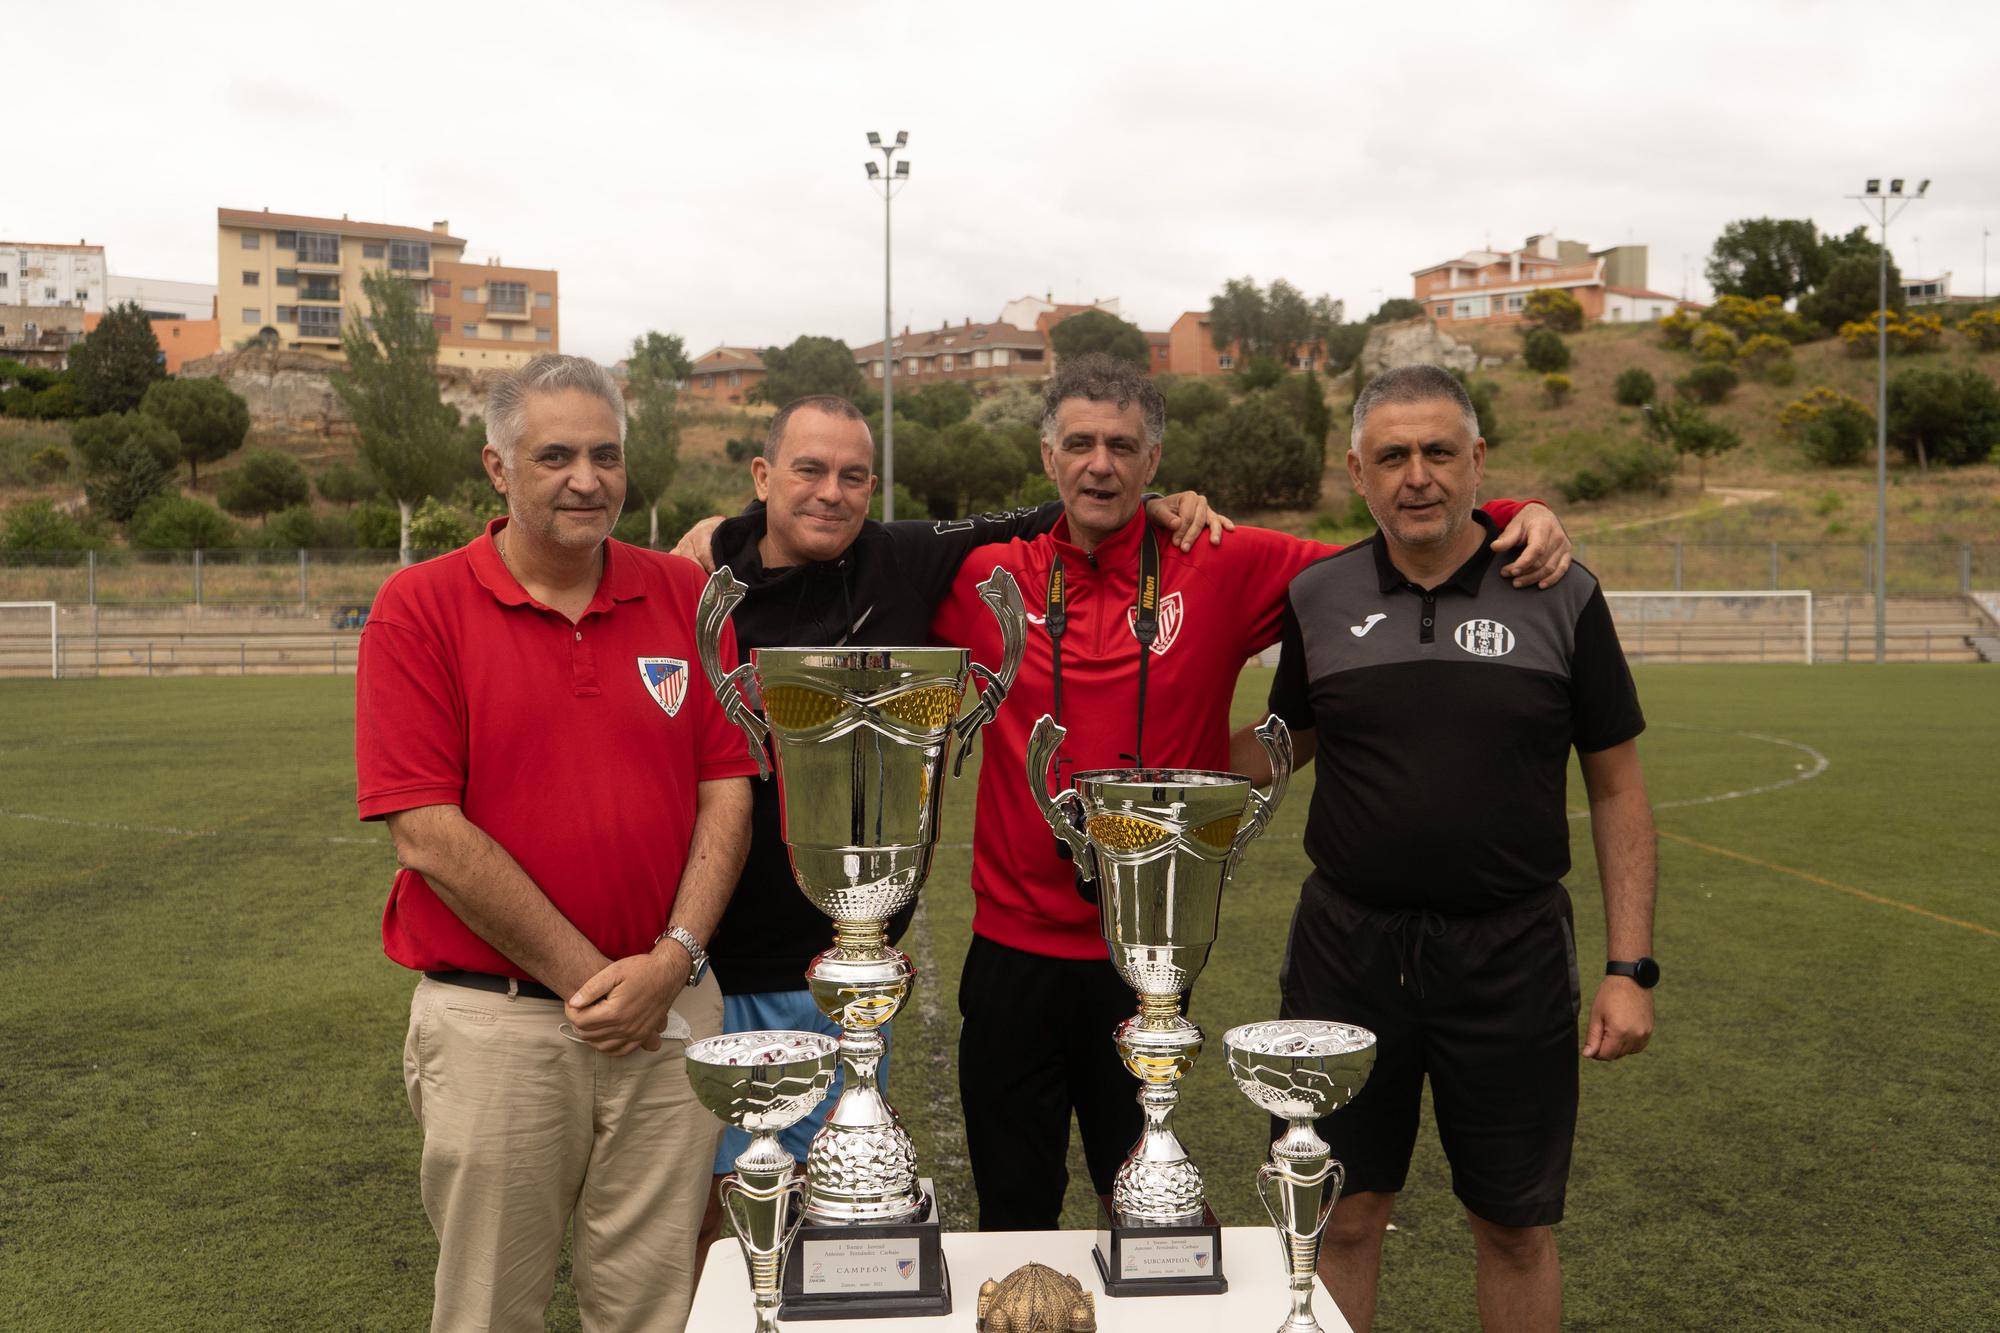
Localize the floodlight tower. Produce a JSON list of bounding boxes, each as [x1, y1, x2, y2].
[[1844, 177, 1928, 663], [866, 131, 911, 521]]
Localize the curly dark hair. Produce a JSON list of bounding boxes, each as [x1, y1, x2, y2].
[[1039, 353, 1165, 446]]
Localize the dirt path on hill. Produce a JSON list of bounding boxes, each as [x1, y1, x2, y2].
[[1586, 485, 1780, 535]]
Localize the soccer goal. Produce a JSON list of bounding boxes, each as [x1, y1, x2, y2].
[[1604, 591, 1814, 665], [0, 601, 60, 679]]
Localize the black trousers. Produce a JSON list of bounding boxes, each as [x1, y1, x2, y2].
[[957, 933, 1141, 1232]]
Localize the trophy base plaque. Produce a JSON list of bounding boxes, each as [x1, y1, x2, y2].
[[779, 1179, 952, 1320], [1091, 1195, 1227, 1297]]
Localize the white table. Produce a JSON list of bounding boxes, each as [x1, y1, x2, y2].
[[689, 1226, 1352, 1332]]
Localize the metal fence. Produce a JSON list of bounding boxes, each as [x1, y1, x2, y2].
[[2, 541, 1997, 609]]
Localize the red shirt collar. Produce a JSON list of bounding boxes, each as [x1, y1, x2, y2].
[[1049, 504, 1148, 562], [468, 517, 646, 615]]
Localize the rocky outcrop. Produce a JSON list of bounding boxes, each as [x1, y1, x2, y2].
[[1357, 317, 1500, 380], [179, 348, 493, 437]]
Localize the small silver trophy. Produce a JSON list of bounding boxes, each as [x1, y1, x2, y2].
[[1027, 713, 1291, 1296], [697, 564, 1024, 1317], [1224, 1019, 1378, 1333], [686, 1030, 840, 1333]]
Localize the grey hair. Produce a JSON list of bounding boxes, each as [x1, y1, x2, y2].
[[766, 395, 872, 460], [486, 354, 628, 462], [1349, 364, 1480, 453], [1039, 353, 1166, 448]]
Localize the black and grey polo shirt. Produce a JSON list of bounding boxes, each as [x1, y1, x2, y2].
[[1268, 510, 1644, 916]]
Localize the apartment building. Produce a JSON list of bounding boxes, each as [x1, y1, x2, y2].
[[215, 208, 557, 366], [854, 318, 1049, 385], [1, 241, 107, 314], [108, 275, 216, 322], [1412, 234, 1679, 327], [687, 346, 766, 404], [0, 304, 89, 369]]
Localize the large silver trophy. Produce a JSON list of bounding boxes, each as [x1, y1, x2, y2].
[[1224, 1020, 1378, 1333], [698, 564, 1024, 1316], [687, 1031, 840, 1333], [1027, 713, 1291, 1296]]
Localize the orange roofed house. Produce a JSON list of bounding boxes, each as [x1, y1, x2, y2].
[[685, 346, 767, 404], [1413, 234, 1681, 327]]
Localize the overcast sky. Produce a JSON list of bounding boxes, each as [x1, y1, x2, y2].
[[16, 0, 1996, 363]]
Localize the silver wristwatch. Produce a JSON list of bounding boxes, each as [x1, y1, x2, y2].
[[658, 925, 710, 986]]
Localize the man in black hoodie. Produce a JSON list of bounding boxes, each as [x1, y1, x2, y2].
[[681, 394, 1226, 1259]]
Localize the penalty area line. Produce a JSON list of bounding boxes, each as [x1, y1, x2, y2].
[[1658, 829, 1999, 941]]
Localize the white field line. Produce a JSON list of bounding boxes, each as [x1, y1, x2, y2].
[[1568, 725, 1831, 821]]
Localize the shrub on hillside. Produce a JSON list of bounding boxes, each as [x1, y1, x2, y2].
[[1187, 395, 1320, 508], [1779, 386, 1872, 436], [260, 505, 351, 550], [1704, 294, 1815, 344], [408, 496, 475, 553], [1801, 400, 1875, 467], [1523, 289, 1584, 333], [1676, 363, 1740, 404], [1657, 310, 1697, 348], [219, 450, 311, 522], [0, 500, 101, 552], [351, 500, 402, 550], [27, 446, 71, 482], [1646, 399, 1742, 488], [1839, 310, 1944, 356], [313, 462, 378, 507], [1553, 439, 1676, 503], [1521, 327, 1570, 373], [71, 410, 178, 475], [1958, 309, 2000, 351], [1735, 333, 1795, 378], [1690, 323, 1739, 363], [1542, 374, 1573, 408], [1162, 377, 1231, 427], [1448, 370, 1506, 448], [1613, 367, 1656, 406], [1885, 365, 2000, 468], [128, 495, 240, 549]]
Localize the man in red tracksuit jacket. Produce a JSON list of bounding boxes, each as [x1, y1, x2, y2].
[[931, 353, 1570, 1231]]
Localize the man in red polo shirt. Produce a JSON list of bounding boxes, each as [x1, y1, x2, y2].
[[931, 353, 1571, 1231], [355, 354, 758, 1332]]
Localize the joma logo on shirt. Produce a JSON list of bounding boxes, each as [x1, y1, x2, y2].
[[1453, 619, 1516, 658]]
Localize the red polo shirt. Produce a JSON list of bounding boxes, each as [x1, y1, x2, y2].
[[930, 501, 1533, 960], [355, 518, 761, 977]]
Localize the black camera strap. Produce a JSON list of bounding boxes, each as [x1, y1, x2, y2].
[[1044, 521, 1161, 771]]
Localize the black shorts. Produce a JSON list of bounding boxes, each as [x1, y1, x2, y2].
[[1276, 877, 1582, 1229]]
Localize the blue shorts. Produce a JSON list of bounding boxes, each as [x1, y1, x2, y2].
[[711, 989, 893, 1174]]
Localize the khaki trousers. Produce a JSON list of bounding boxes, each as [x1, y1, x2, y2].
[[403, 975, 725, 1333]]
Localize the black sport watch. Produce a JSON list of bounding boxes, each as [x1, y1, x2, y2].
[[1605, 957, 1660, 989]]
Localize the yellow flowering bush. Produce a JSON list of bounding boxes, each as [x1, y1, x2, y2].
[[1959, 309, 2000, 351], [1840, 310, 1944, 355], [1542, 373, 1573, 408], [1779, 386, 1871, 437], [1658, 310, 1697, 348], [1705, 294, 1816, 343], [1691, 323, 1740, 363], [1735, 333, 1794, 373]]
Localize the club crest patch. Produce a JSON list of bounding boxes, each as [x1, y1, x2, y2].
[[1126, 591, 1184, 656], [1453, 619, 1516, 658], [638, 657, 689, 716]]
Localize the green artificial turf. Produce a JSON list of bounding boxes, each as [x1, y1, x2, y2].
[[1, 666, 1994, 1329]]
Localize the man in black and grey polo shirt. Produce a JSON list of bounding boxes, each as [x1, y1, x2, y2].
[[1244, 365, 1658, 1333]]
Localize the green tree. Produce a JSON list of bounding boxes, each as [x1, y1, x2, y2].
[[1800, 254, 1904, 333], [970, 378, 1043, 431], [626, 331, 693, 385], [68, 302, 165, 415], [1191, 395, 1319, 509], [1614, 367, 1656, 406], [1049, 310, 1150, 369], [1817, 225, 1882, 268], [1886, 366, 2000, 468], [1232, 355, 1288, 392], [1704, 218, 1826, 301], [351, 500, 402, 550], [314, 462, 378, 507], [1645, 399, 1741, 488], [218, 449, 310, 522], [1448, 370, 1507, 449], [407, 496, 475, 552], [260, 504, 346, 550], [1207, 277, 1340, 363], [1676, 363, 1741, 404], [1521, 327, 1571, 373], [1542, 373, 1573, 408], [129, 495, 240, 549], [140, 377, 250, 487], [1369, 298, 1424, 324], [901, 382, 977, 429], [624, 331, 681, 547], [72, 410, 179, 474], [749, 335, 866, 407], [331, 268, 465, 563], [1162, 378, 1230, 427], [1801, 400, 1875, 467], [1524, 289, 1584, 333], [1267, 367, 1331, 450], [1, 500, 99, 552]]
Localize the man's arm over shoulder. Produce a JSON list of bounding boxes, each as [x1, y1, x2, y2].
[[883, 503, 1060, 611]]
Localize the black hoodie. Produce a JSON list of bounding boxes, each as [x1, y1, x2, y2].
[[705, 499, 1062, 993]]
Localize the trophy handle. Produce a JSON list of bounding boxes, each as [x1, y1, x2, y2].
[[950, 566, 1027, 777], [696, 565, 772, 779], [1233, 713, 1294, 860], [1027, 713, 1096, 884], [1255, 1155, 1342, 1245]]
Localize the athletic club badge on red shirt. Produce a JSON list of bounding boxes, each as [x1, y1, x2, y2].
[[638, 657, 689, 717], [1126, 591, 1184, 656]]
